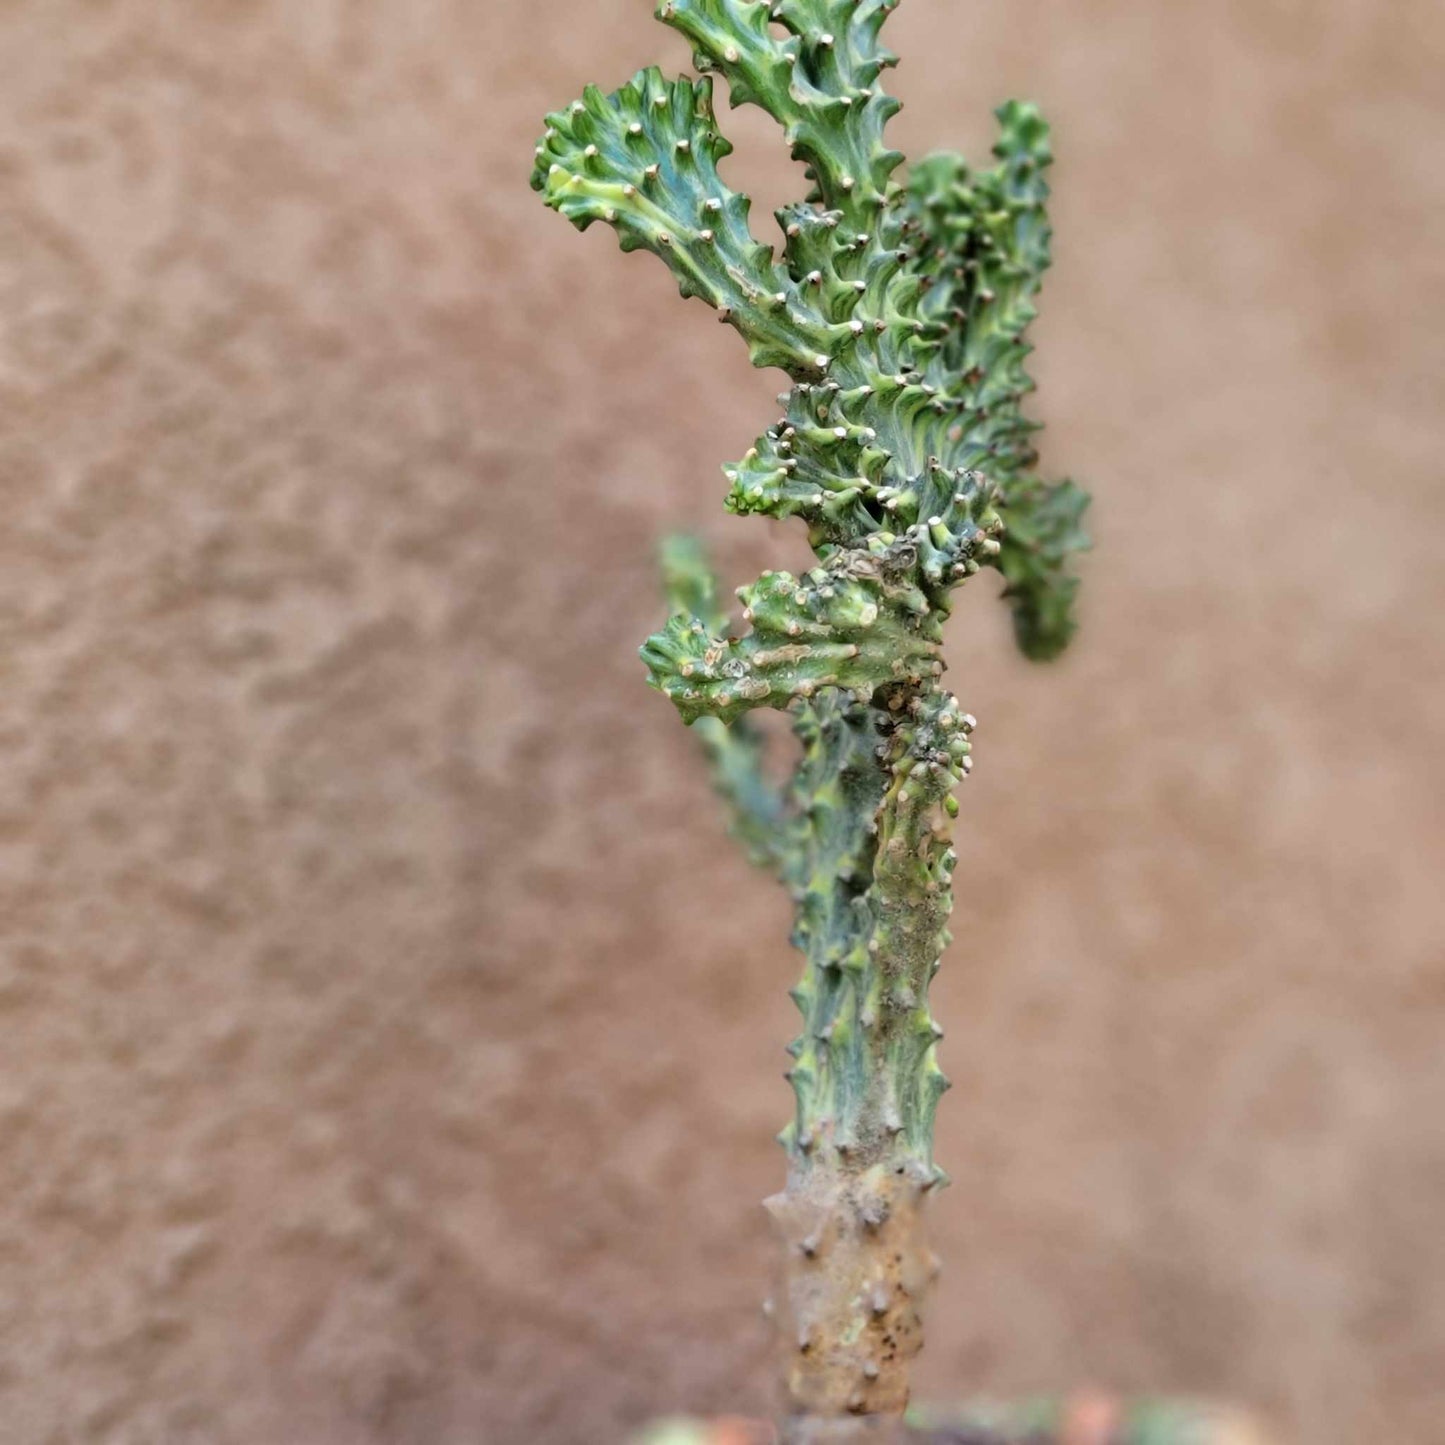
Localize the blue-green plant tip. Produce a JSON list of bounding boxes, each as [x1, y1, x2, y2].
[[534, 0, 1091, 1181]]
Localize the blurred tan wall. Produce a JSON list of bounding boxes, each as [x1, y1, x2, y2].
[[1, 2, 1441, 1443]]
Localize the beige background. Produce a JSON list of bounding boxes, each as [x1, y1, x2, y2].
[[1, 2, 1441, 1443]]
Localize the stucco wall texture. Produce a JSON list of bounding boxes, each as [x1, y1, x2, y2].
[[0, 2, 1440, 1443]]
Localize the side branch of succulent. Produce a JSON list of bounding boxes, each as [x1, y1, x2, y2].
[[532, 3, 1090, 1440]]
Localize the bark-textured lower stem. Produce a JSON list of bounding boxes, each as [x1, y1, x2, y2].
[[767, 1166, 938, 1443]]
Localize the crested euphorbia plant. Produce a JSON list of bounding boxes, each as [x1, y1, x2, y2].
[[533, 3, 1089, 1440]]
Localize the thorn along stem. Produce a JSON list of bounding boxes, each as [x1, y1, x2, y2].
[[533, 2, 1092, 1437]]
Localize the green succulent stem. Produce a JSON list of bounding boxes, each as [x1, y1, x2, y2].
[[533, 2, 1090, 1436]]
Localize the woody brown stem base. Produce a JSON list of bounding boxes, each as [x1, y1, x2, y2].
[[766, 1167, 939, 1445]]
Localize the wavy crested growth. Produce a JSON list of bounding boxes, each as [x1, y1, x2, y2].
[[533, 4, 1090, 1438]]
